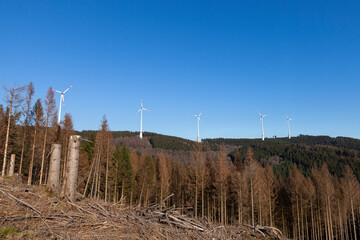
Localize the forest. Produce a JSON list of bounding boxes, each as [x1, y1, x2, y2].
[[1, 82, 360, 240]]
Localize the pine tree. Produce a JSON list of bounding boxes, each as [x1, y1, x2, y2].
[[113, 145, 133, 203]]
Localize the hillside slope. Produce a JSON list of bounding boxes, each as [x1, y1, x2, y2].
[[78, 130, 360, 180]]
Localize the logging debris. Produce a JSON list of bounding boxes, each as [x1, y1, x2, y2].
[[0, 177, 285, 239]]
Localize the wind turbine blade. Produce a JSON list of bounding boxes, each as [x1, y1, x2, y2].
[[63, 84, 73, 93], [140, 99, 143, 108], [143, 108, 150, 112], [136, 109, 141, 114], [53, 89, 62, 94], [263, 114, 270, 117], [257, 111, 262, 116], [199, 111, 204, 116]]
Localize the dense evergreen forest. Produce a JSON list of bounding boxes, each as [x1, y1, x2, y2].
[[1, 83, 360, 239]]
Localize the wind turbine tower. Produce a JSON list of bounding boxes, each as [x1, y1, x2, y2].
[[53, 85, 73, 125], [287, 117, 294, 139], [258, 111, 269, 141], [137, 99, 150, 139], [193, 111, 203, 143]]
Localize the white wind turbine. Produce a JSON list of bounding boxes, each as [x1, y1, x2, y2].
[[258, 111, 270, 141], [137, 99, 150, 139], [287, 116, 294, 139], [193, 111, 203, 143], [53, 85, 73, 125]]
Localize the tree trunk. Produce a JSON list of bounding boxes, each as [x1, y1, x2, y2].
[[269, 189, 273, 226], [61, 136, 81, 201], [195, 182, 198, 218], [251, 177, 254, 227], [311, 200, 316, 240], [201, 180, 204, 219], [39, 120, 49, 184], [2, 89, 14, 177], [350, 198, 357, 240], [296, 195, 300, 240], [8, 154, 15, 176], [105, 139, 109, 202], [28, 125, 37, 185], [83, 156, 95, 198], [47, 144, 61, 195], [19, 126, 28, 176]]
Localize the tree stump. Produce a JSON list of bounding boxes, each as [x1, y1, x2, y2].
[[61, 135, 81, 201], [8, 154, 15, 176], [47, 144, 61, 195]]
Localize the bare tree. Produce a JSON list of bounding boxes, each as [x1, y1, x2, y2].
[[28, 99, 45, 185], [190, 142, 206, 218], [158, 152, 171, 202], [19, 82, 34, 176], [2, 85, 25, 176], [39, 87, 56, 184], [244, 147, 257, 227], [215, 144, 230, 224], [264, 163, 277, 226], [341, 165, 360, 240], [288, 164, 305, 240], [312, 163, 335, 240]]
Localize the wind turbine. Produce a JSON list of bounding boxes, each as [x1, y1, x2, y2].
[[137, 99, 150, 139], [257, 111, 269, 141], [53, 85, 73, 125], [287, 117, 294, 139], [193, 111, 203, 143]]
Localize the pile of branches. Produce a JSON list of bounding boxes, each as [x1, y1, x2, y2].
[[0, 177, 284, 239]]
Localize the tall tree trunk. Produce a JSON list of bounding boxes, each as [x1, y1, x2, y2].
[[19, 126, 28, 176], [195, 182, 198, 218], [350, 198, 357, 240], [139, 172, 147, 206], [105, 138, 109, 202], [83, 156, 96, 198], [251, 177, 254, 227], [311, 200, 316, 240], [297, 195, 301, 240], [201, 180, 204, 219], [2, 89, 14, 177], [27, 125, 37, 185], [269, 189, 273, 226], [338, 199, 344, 240], [39, 123, 49, 184]]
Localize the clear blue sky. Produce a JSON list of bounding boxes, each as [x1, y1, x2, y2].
[[1, 1, 359, 140]]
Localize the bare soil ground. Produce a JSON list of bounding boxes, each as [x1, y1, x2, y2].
[[0, 177, 283, 240]]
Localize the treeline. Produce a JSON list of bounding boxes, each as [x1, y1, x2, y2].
[[204, 135, 360, 152], [0, 82, 75, 185], [78, 130, 194, 151], [227, 142, 360, 182], [80, 130, 360, 181], [78, 121, 360, 239]]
